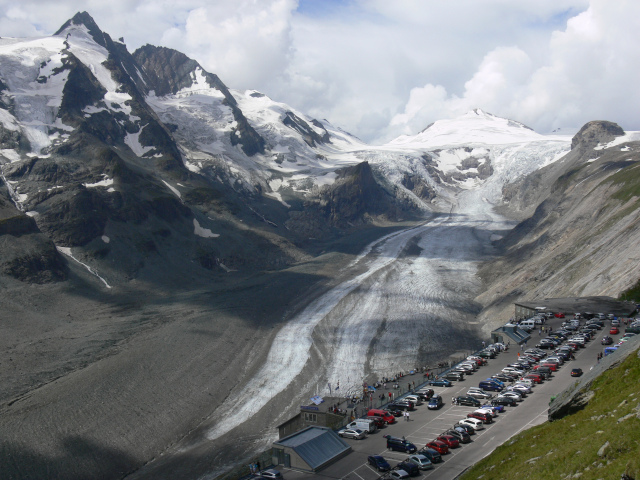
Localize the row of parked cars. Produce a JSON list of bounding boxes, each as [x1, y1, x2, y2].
[[369, 345, 511, 478]]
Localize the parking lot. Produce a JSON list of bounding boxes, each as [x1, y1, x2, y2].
[[277, 316, 606, 480]]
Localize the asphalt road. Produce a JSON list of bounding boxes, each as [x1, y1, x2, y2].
[[279, 318, 606, 480]]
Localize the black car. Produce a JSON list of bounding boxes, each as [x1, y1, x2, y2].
[[418, 447, 442, 464], [417, 388, 435, 400], [443, 371, 465, 381], [368, 455, 391, 472], [453, 395, 481, 407], [386, 405, 405, 416], [390, 401, 414, 411], [444, 428, 471, 443], [570, 368, 583, 377], [492, 396, 517, 407], [601, 336, 613, 345], [396, 461, 420, 477], [454, 423, 476, 435]]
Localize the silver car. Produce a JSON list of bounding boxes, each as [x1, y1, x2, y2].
[[337, 428, 366, 439], [407, 454, 434, 470]]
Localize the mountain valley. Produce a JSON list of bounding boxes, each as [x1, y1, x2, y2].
[[0, 12, 639, 480]]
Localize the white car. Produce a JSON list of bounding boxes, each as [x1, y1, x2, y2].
[[458, 418, 484, 431], [517, 378, 534, 388], [505, 386, 528, 397], [404, 395, 423, 406]]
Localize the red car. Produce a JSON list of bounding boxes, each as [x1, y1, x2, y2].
[[436, 435, 460, 448], [467, 411, 493, 424], [610, 326, 620, 335], [426, 440, 449, 455], [554, 313, 565, 318], [539, 362, 558, 371], [523, 374, 543, 384]]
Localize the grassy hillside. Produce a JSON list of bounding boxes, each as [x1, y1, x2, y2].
[[460, 347, 640, 480]]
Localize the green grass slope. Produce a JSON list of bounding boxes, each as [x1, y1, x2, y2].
[[460, 347, 640, 480]]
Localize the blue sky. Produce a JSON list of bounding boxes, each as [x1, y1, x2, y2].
[[1, 0, 639, 142]]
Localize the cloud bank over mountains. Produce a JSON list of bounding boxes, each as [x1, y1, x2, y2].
[[1, 0, 638, 142]]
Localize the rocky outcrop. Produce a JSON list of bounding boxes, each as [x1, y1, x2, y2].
[[0, 195, 67, 282], [570, 120, 625, 151]]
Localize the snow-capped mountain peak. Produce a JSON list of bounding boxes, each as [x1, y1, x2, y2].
[[388, 109, 544, 149]]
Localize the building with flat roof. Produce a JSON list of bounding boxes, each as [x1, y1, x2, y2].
[[491, 324, 531, 345], [272, 426, 351, 472]]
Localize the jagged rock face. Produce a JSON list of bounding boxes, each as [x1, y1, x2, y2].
[[570, 120, 625, 150], [285, 161, 400, 237], [0, 195, 67, 282], [133, 45, 266, 157], [282, 111, 331, 147]]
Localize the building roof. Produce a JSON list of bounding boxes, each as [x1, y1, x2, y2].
[[274, 426, 351, 471], [491, 324, 531, 344]]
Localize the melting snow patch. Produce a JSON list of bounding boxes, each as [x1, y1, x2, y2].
[[125, 127, 153, 156], [102, 235, 110, 243], [26, 211, 39, 217], [265, 191, 291, 208], [162, 180, 181, 198], [56, 246, 112, 289], [193, 219, 220, 238], [621, 146, 631, 152], [1, 149, 21, 163], [84, 176, 114, 188]]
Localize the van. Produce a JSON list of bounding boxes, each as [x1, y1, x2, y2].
[[367, 409, 396, 424], [387, 436, 417, 453], [520, 319, 536, 331], [346, 418, 376, 434]]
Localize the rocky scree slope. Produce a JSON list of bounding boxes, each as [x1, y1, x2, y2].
[[477, 121, 640, 330]]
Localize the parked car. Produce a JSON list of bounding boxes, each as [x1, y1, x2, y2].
[[260, 469, 283, 480], [610, 326, 620, 335], [390, 401, 414, 411], [444, 371, 465, 381], [416, 388, 435, 400], [418, 447, 442, 463], [492, 396, 517, 407], [338, 428, 366, 439], [425, 440, 449, 455], [428, 395, 444, 409], [453, 423, 476, 435], [482, 402, 505, 413], [436, 435, 460, 448], [390, 469, 410, 480], [396, 461, 420, 477], [444, 428, 471, 443], [571, 368, 583, 377], [428, 378, 452, 387], [368, 409, 396, 424], [454, 395, 481, 407], [406, 454, 433, 471], [467, 411, 493, 424], [386, 436, 418, 453], [458, 418, 484, 430], [367, 455, 391, 472], [500, 391, 523, 402], [554, 312, 565, 318], [467, 388, 493, 399], [479, 380, 503, 392]]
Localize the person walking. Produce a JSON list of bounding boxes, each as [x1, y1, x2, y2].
[[406, 411, 410, 422]]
